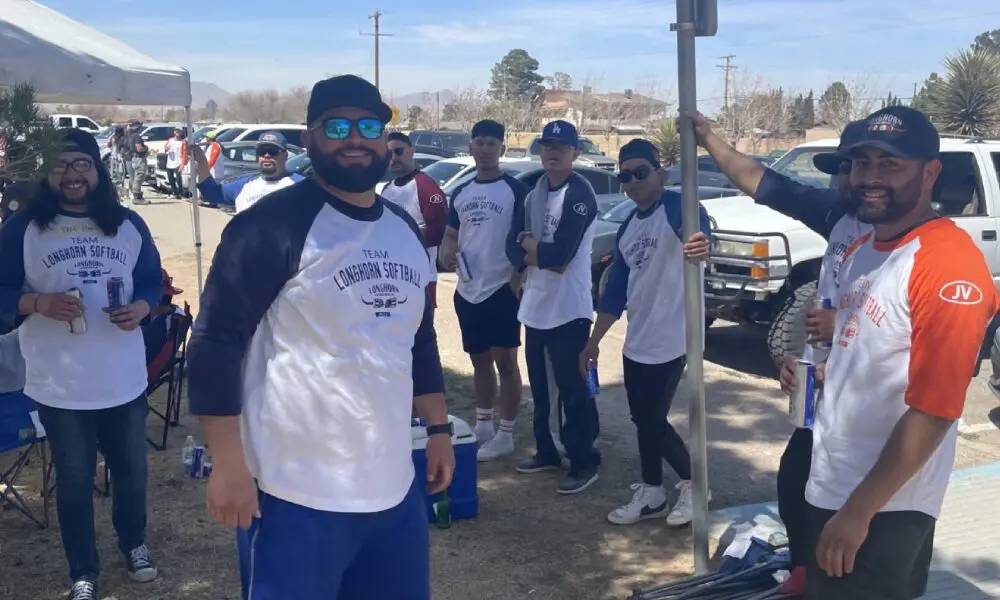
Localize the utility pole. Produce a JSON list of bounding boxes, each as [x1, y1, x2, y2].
[[716, 54, 736, 113], [361, 11, 393, 90]]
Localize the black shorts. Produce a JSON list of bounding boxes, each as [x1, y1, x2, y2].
[[454, 285, 521, 355], [805, 504, 935, 600]]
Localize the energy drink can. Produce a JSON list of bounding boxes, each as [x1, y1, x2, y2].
[[789, 360, 816, 428], [456, 251, 473, 283], [65, 288, 86, 335], [190, 445, 204, 478], [809, 297, 834, 349], [106, 277, 126, 310], [586, 360, 600, 397]]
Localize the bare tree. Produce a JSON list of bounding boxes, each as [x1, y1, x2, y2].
[[222, 90, 285, 123], [817, 74, 884, 132], [565, 73, 604, 132], [280, 86, 311, 123], [486, 97, 541, 143], [442, 87, 490, 130], [726, 72, 787, 152]]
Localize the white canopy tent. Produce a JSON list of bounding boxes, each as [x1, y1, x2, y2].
[[0, 0, 205, 294]]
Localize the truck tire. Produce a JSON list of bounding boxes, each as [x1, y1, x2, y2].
[[767, 280, 817, 368]]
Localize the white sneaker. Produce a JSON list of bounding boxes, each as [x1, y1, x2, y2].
[[474, 422, 495, 445], [666, 480, 712, 526], [607, 484, 669, 525], [477, 434, 514, 462]]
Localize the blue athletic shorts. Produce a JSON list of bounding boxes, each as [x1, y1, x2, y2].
[[237, 479, 430, 600]]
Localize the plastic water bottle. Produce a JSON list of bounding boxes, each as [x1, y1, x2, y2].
[[181, 436, 196, 473]]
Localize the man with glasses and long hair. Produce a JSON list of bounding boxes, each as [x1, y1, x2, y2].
[[0, 128, 163, 600], [187, 75, 453, 600], [579, 139, 712, 526], [191, 131, 304, 213], [380, 131, 448, 309]]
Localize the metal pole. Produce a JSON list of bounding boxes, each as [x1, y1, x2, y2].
[[674, 0, 711, 574], [185, 106, 204, 297]]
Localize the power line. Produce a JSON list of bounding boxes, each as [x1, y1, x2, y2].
[[360, 10, 393, 91]]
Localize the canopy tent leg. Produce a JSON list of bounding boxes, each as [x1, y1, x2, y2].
[[185, 106, 204, 298]]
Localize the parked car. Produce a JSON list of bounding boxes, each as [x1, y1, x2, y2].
[[408, 130, 472, 158], [159, 141, 305, 192], [214, 124, 307, 146], [589, 186, 743, 300], [374, 153, 443, 193]]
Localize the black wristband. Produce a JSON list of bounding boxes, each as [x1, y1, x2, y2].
[[426, 423, 453, 437]]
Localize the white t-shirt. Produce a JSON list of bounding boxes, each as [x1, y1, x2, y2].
[[0, 211, 163, 409], [517, 174, 597, 330], [448, 174, 527, 304], [806, 218, 997, 518], [186, 180, 444, 513], [598, 191, 709, 364], [164, 138, 184, 169], [234, 176, 298, 213]]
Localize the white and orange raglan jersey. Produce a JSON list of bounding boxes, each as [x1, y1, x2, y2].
[[806, 218, 998, 518]]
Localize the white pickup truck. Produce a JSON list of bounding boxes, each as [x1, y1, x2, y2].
[[704, 134, 1000, 366]]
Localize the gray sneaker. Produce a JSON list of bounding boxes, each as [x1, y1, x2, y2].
[[67, 577, 98, 600], [557, 468, 599, 495], [515, 455, 562, 474], [125, 543, 158, 583]]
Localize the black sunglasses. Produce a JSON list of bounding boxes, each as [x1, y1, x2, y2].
[[257, 145, 284, 158], [391, 147, 407, 156], [617, 164, 653, 184]]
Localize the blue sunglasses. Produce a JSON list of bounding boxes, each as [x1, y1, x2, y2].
[[320, 117, 385, 140]]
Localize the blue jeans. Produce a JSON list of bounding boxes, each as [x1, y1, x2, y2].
[[524, 318, 601, 472], [34, 395, 150, 581]]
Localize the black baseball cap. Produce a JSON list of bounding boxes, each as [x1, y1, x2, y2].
[[540, 120, 579, 147], [813, 119, 867, 175], [60, 128, 102, 165], [306, 74, 392, 126], [618, 138, 661, 169], [844, 106, 940, 161]]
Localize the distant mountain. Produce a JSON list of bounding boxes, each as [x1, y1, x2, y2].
[[387, 89, 457, 110], [191, 81, 232, 109]]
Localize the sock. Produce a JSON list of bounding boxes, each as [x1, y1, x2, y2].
[[475, 408, 494, 425], [496, 419, 516, 438]]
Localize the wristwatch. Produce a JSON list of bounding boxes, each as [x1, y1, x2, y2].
[[516, 231, 531, 244], [426, 423, 454, 437]]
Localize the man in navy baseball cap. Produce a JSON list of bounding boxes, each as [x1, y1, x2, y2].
[[812, 120, 867, 176], [845, 105, 940, 161], [539, 119, 580, 148]]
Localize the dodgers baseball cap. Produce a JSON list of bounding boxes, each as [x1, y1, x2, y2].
[[257, 131, 288, 150], [812, 119, 867, 176], [845, 105, 940, 161], [307, 74, 392, 125], [540, 120, 580, 147]]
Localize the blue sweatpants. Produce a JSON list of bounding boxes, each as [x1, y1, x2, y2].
[[237, 480, 430, 600]]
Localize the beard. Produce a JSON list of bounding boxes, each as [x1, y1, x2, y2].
[[852, 178, 922, 225], [260, 162, 279, 178], [308, 145, 389, 193]]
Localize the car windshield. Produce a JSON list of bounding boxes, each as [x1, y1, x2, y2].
[[600, 199, 637, 223], [190, 126, 215, 144], [286, 152, 312, 175], [421, 160, 468, 186], [214, 128, 245, 143], [438, 133, 471, 147], [768, 146, 837, 189], [579, 138, 602, 155]]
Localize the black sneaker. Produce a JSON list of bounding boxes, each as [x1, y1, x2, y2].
[[125, 543, 158, 583], [557, 468, 599, 495], [67, 577, 98, 600], [515, 455, 562, 474]]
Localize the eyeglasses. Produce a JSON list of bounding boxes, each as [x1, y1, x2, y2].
[[317, 117, 385, 141], [51, 158, 94, 175], [617, 164, 653, 184], [257, 146, 284, 158], [390, 147, 407, 156]]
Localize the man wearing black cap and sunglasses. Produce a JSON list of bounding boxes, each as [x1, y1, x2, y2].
[[188, 74, 452, 600], [579, 139, 712, 527], [190, 131, 304, 213]]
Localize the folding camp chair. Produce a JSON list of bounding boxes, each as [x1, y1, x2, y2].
[[0, 391, 51, 528], [146, 302, 193, 450]]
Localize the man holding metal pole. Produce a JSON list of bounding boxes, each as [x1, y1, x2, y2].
[[673, 0, 716, 573]]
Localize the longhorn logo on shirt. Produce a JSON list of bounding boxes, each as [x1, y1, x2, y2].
[[939, 280, 983, 305], [362, 282, 408, 318], [837, 313, 860, 348]]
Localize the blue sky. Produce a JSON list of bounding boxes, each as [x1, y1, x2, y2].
[[41, 0, 1000, 112]]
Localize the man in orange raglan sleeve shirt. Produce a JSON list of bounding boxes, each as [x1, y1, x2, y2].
[[803, 106, 1000, 600]]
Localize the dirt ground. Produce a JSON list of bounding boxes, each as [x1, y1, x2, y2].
[[3, 196, 1000, 600]]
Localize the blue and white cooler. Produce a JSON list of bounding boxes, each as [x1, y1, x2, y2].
[[411, 414, 478, 522]]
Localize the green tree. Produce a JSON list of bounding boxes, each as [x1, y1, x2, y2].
[[648, 119, 681, 166], [406, 105, 425, 130], [545, 71, 573, 91], [489, 49, 545, 102], [205, 99, 218, 121], [929, 46, 1000, 136], [1, 82, 63, 182], [818, 81, 851, 128], [911, 73, 942, 113], [972, 28, 1000, 54]]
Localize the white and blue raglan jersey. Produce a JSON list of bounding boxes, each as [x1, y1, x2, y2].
[[187, 178, 445, 514], [0, 210, 163, 409], [448, 174, 528, 304], [197, 172, 305, 210], [508, 173, 598, 330], [598, 190, 711, 365]]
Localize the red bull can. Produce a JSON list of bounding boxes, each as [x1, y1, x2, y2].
[[809, 297, 834, 349], [586, 360, 600, 397], [106, 277, 126, 310], [789, 360, 816, 428]]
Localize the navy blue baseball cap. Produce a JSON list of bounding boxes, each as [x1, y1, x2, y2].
[[540, 120, 579, 147], [845, 106, 940, 160], [813, 119, 867, 175], [257, 131, 288, 150]]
